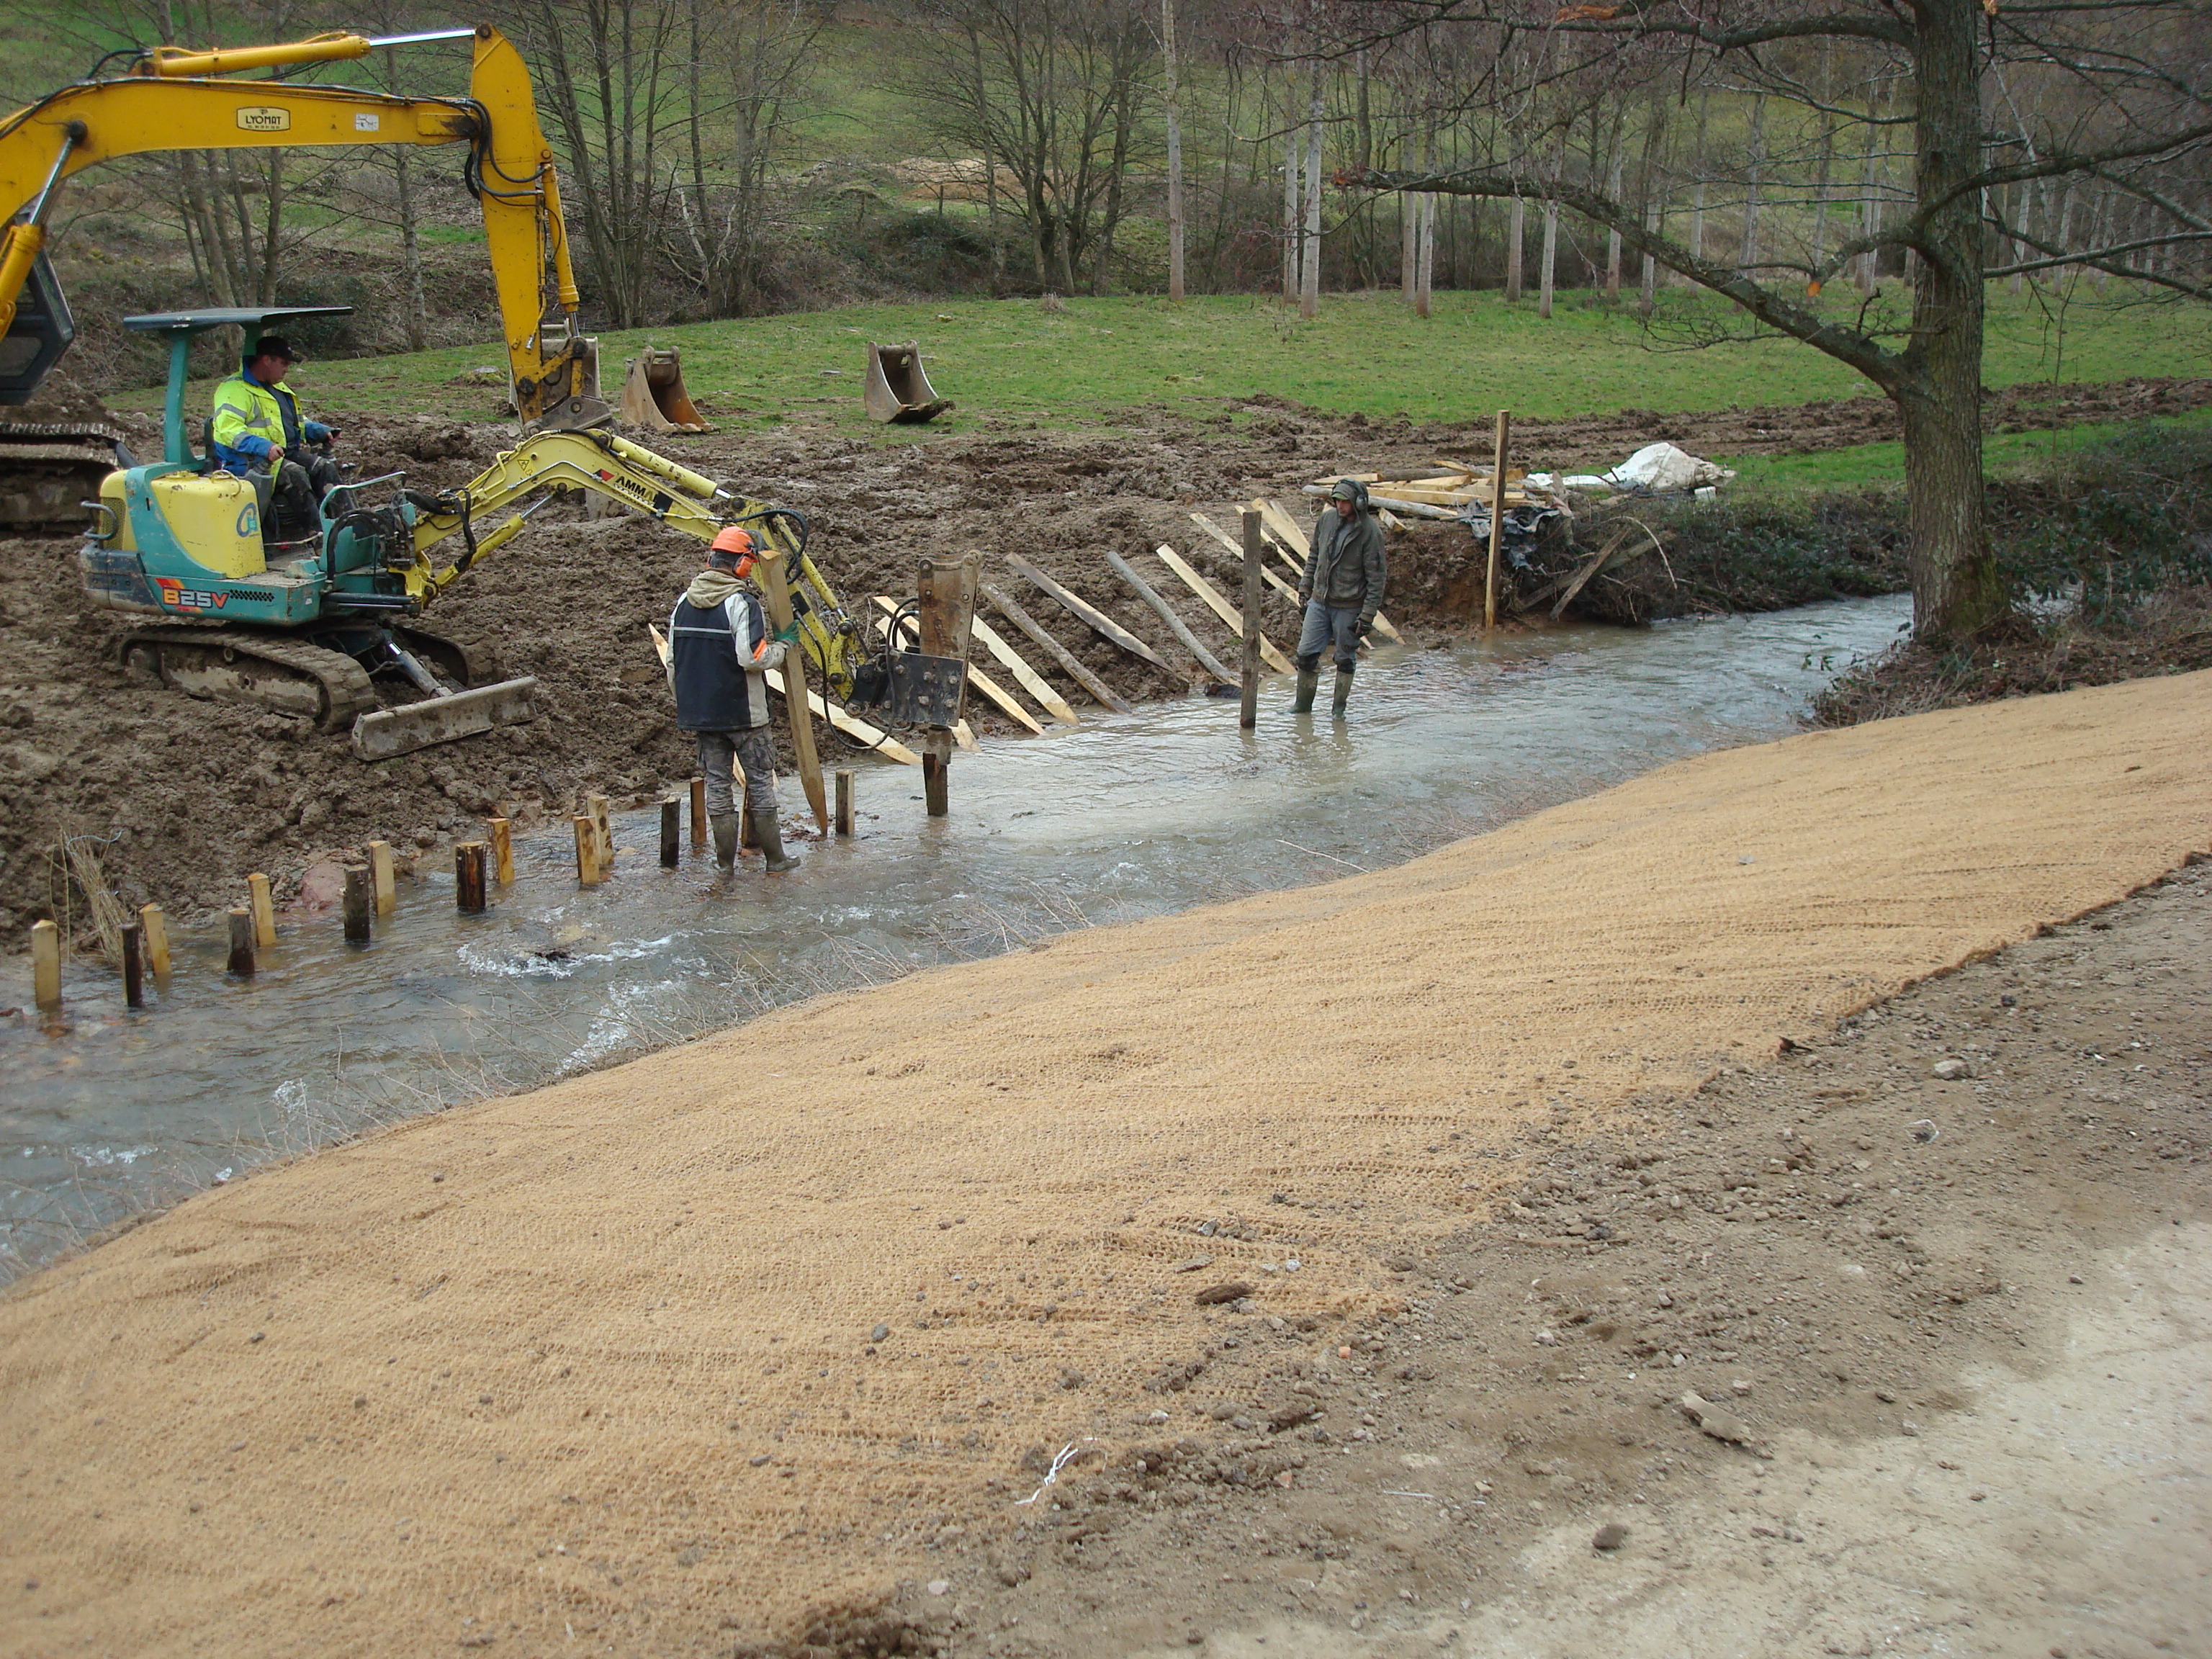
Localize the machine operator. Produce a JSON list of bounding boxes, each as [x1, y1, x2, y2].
[[210, 334, 341, 537], [667, 526, 802, 875]]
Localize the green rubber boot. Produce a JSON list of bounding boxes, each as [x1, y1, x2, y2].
[[709, 812, 739, 868], [1331, 669, 1354, 716], [1292, 668, 1319, 714], [750, 809, 801, 873]]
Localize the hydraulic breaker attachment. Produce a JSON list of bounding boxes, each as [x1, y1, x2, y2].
[[619, 346, 709, 433], [863, 341, 950, 424], [351, 675, 541, 761]]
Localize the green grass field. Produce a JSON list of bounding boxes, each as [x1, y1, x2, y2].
[[112, 287, 2202, 494]]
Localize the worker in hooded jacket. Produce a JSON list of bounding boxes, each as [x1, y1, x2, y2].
[[667, 526, 801, 873], [1296, 477, 1387, 716]]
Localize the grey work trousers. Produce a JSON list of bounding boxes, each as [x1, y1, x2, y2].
[[696, 727, 778, 818], [1295, 601, 1364, 674]]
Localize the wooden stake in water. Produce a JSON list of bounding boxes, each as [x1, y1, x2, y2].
[[120, 921, 144, 1009], [573, 816, 601, 888], [226, 909, 256, 976], [660, 797, 681, 866], [247, 871, 276, 948], [342, 864, 373, 944], [488, 817, 514, 885], [1485, 409, 1512, 631], [455, 842, 488, 914], [31, 918, 60, 1010], [1239, 508, 1264, 730], [690, 776, 708, 847], [368, 840, 397, 916], [835, 769, 855, 837], [139, 903, 170, 980], [588, 793, 613, 870]]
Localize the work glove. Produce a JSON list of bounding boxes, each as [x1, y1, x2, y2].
[[304, 420, 334, 445], [774, 622, 799, 644], [1356, 618, 1375, 640]]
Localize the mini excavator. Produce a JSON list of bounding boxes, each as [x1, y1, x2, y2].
[[0, 24, 860, 760]]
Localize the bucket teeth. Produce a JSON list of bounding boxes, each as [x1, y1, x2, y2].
[[349, 675, 541, 761]]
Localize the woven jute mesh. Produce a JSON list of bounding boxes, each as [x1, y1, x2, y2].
[[4, 671, 2209, 1655]]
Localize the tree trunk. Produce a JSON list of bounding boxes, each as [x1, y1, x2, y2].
[[1899, 0, 2002, 640], [1539, 196, 1557, 318], [1604, 150, 1624, 300], [1505, 194, 1524, 300], [1300, 66, 1324, 318], [1740, 94, 1764, 271], [1162, 0, 1184, 301], [1416, 130, 1435, 317], [1282, 72, 1300, 303], [1401, 182, 1416, 304]]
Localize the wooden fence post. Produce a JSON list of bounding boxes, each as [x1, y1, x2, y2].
[[660, 797, 681, 866], [455, 842, 487, 914], [1485, 409, 1511, 631], [120, 921, 144, 1009], [368, 840, 397, 915], [488, 817, 513, 885], [246, 871, 276, 948], [139, 903, 170, 980], [31, 919, 60, 1010], [226, 909, 256, 976], [588, 794, 613, 870], [1239, 509, 1264, 729], [690, 776, 708, 847], [835, 769, 855, 837], [573, 816, 601, 888], [342, 863, 373, 943]]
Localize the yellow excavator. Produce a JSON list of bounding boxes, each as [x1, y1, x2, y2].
[[0, 24, 860, 782]]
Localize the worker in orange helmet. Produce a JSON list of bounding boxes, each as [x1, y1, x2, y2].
[[665, 525, 800, 872]]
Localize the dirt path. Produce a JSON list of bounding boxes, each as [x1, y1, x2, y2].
[[0, 670, 2206, 1657]]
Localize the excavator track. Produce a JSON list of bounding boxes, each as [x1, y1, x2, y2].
[[121, 626, 377, 732]]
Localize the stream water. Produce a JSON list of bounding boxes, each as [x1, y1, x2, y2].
[[1, 595, 1908, 1274]]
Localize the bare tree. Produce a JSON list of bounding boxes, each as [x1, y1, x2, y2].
[[1350, 0, 2212, 641]]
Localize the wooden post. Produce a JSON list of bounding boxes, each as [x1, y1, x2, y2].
[[368, 840, 397, 916], [752, 547, 829, 832], [246, 871, 276, 948], [916, 555, 980, 819], [31, 918, 60, 1010], [121, 921, 144, 1009], [226, 908, 256, 976], [1485, 409, 1512, 631], [835, 769, 855, 837], [660, 797, 681, 866], [573, 816, 601, 888], [1239, 509, 1264, 729], [689, 775, 708, 846], [139, 903, 170, 980], [342, 863, 373, 943], [1106, 550, 1233, 684], [455, 842, 487, 914], [488, 817, 513, 885], [588, 793, 613, 871]]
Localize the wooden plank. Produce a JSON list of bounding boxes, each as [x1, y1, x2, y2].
[[1248, 504, 1405, 645], [874, 596, 1042, 734], [1105, 549, 1235, 683], [1005, 554, 1169, 670], [971, 613, 1079, 725], [1256, 498, 1311, 559], [979, 582, 1133, 714], [761, 666, 926, 764], [752, 547, 828, 832], [1151, 544, 1293, 675]]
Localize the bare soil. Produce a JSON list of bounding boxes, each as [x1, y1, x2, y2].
[[1, 374, 2200, 947], [834, 858, 2211, 1659]]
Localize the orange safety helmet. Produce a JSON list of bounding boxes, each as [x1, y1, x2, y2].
[[709, 524, 756, 574]]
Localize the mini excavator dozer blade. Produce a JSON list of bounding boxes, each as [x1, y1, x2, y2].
[[863, 341, 952, 424], [617, 346, 709, 433], [350, 676, 542, 762]]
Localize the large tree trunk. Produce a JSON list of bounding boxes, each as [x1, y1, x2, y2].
[[1538, 196, 1557, 318], [1161, 0, 1184, 302], [1300, 66, 1324, 318], [1900, 0, 2004, 639], [1505, 194, 1524, 300]]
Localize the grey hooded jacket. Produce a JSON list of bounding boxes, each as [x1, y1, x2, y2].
[[1300, 506, 1388, 630]]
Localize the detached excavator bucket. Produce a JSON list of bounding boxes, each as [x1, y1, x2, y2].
[[864, 341, 952, 424], [351, 676, 541, 762], [618, 346, 709, 433]]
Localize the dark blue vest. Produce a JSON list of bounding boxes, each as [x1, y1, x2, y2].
[[668, 592, 765, 732]]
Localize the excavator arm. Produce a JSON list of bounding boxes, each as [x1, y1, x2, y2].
[[0, 25, 598, 425]]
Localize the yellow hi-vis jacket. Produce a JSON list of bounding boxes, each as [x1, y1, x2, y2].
[[210, 370, 327, 470]]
